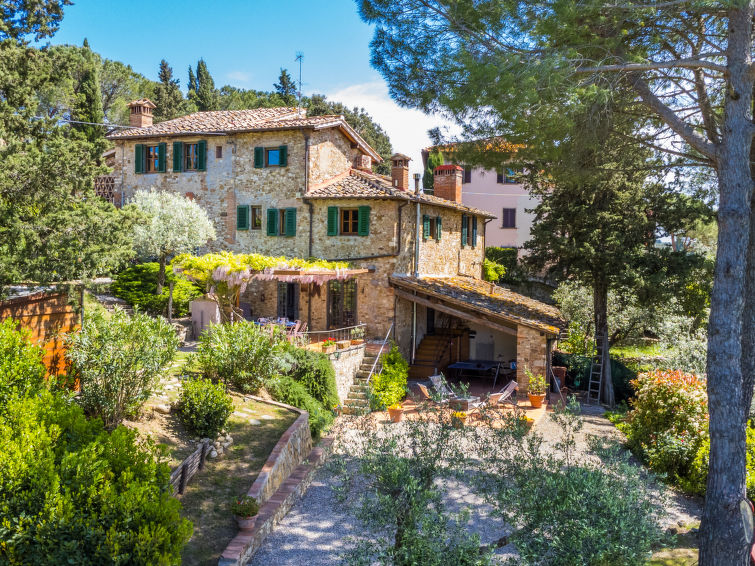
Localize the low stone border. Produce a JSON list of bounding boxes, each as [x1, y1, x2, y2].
[[218, 396, 332, 566]]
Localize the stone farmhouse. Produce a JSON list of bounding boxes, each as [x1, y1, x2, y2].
[[104, 99, 564, 393]]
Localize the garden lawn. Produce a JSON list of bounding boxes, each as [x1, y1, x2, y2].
[[179, 395, 297, 566], [647, 528, 699, 565]]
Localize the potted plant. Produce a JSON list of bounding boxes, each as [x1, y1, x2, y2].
[[350, 326, 365, 345], [451, 410, 467, 429], [321, 338, 337, 354], [387, 402, 404, 423], [525, 367, 547, 408], [231, 495, 259, 530]]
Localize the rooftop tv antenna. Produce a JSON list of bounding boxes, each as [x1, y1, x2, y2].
[[295, 52, 303, 111]]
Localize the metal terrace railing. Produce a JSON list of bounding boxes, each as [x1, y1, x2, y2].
[[303, 323, 367, 345]]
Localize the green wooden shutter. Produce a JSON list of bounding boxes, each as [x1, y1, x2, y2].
[[358, 206, 370, 236], [158, 142, 166, 172], [327, 206, 339, 236], [267, 208, 278, 236], [237, 205, 250, 230], [472, 216, 478, 247], [197, 140, 207, 171], [423, 214, 430, 240], [173, 142, 183, 172], [134, 144, 144, 173], [285, 207, 296, 236], [436, 216, 442, 241], [279, 145, 288, 167], [461, 214, 468, 247], [254, 147, 264, 168]]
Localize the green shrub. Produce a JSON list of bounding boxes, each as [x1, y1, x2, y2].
[[111, 262, 203, 317], [66, 308, 178, 428], [287, 346, 339, 409], [267, 375, 333, 438], [485, 246, 521, 282], [195, 322, 288, 393], [0, 391, 192, 563], [0, 318, 46, 407], [552, 350, 636, 403], [482, 258, 506, 282], [623, 369, 708, 482], [370, 345, 408, 410], [177, 377, 234, 437]]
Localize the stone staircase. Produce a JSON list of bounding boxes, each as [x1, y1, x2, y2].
[[343, 351, 381, 415]]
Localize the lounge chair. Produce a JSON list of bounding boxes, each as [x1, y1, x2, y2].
[[468, 380, 518, 420], [429, 374, 458, 401], [416, 383, 449, 404]]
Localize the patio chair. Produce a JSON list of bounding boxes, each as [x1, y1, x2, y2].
[[429, 374, 458, 401], [468, 380, 518, 420], [415, 383, 449, 405]]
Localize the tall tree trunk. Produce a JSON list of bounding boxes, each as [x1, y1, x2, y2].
[[700, 6, 754, 563], [593, 279, 615, 408], [156, 254, 167, 295]]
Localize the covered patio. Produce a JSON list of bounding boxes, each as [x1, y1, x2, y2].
[[389, 274, 565, 397]]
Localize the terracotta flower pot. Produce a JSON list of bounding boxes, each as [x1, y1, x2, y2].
[[351, 339, 365, 345], [388, 407, 404, 423], [235, 515, 257, 530], [528, 393, 546, 408]]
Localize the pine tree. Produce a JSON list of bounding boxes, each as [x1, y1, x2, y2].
[[273, 68, 297, 106], [153, 59, 183, 122], [192, 59, 218, 111]]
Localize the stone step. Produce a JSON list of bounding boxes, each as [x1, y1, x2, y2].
[[348, 391, 368, 400], [342, 406, 369, 416]]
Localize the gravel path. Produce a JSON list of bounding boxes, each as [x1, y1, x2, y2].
[[248, 404, 702, 565]]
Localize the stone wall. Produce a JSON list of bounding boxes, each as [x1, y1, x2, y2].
[[308, 128, 356, 186], [516, 324, 548, 394], [327, 344, 365, 402]]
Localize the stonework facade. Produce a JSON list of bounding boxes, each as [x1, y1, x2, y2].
[[516, 324, 548, 394]]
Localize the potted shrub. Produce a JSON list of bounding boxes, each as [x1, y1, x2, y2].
[[350, 326, 365, 345], [387, 402, 404, 423], [231, 495, 259, 530], [526, 367, 547, 408], [321, 338, 337, 354], [451, 410, 467, 429]]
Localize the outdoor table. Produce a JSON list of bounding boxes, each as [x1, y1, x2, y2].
[[447, 360, 503, 388]]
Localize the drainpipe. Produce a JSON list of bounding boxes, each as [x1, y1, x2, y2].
[[303, 133, 312, 257], [119, 142, 125, 208], [411, 173, 422, 364]]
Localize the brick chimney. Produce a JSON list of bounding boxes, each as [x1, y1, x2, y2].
[[354, 154, 372, 172], [390, 153, 411, 191], [433, 164, 463, 202], [127, 98, 156, 128]]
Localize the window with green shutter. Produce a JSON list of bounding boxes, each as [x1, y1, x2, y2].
[[254, 147, 264, 168], [134, 144, 144, 173], [327, 206, 338, 236], [197, 140, 207, 171], [461, 214, 468, 247], [267, 208, 278, 236], [358, 206, 370, 236], [423, 214, 430, 240], [172, 141, 183, 172], [284, 207, 296, 237], [279, 145, 288, 166], [237, 205, 250, 230], [472, 216, 478, 247], [158, 143, 166, 172], [436, 216, 442, 240]]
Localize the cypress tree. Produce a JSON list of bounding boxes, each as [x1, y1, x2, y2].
[[153, 59, 183, 122], [193, 59, 218, 111], [72, 40, 104, 147], [274, 68, 297, 106]]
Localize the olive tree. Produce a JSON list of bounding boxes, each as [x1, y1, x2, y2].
[[129, 190, 216, 294]]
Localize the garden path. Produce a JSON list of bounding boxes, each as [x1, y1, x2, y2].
[[248, 403, 702, 565]]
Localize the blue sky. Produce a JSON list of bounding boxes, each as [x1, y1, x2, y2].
[[48, 0, 455, 175]]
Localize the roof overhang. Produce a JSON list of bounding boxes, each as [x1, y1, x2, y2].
[[389, 275, 563, 336], [253, 268, 368, 285]]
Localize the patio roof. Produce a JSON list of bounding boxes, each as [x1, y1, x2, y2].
[[389, 274, 565, 336], [253, 267, 369, 285]]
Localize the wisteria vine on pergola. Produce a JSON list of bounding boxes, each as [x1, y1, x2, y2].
[[172, 252, 354, 322]]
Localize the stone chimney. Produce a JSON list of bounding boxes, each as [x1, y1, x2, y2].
[[127, 98, 156, 128], [433, 164, 463, 202], [390, 153, 411, 191], [354, 154, 372, 172]]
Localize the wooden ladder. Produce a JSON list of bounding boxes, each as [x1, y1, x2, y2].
[[587, 332, 607, 404]]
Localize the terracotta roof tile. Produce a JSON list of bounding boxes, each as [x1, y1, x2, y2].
[[307, 169, 495, 218], [389, 274, 565, 334]]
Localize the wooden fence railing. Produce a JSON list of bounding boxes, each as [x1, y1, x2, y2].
[[169, 439, 211, 495]]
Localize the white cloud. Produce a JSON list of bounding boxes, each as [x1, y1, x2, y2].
[[227, 70, 252, 85], [325, 81, 459, 179]]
